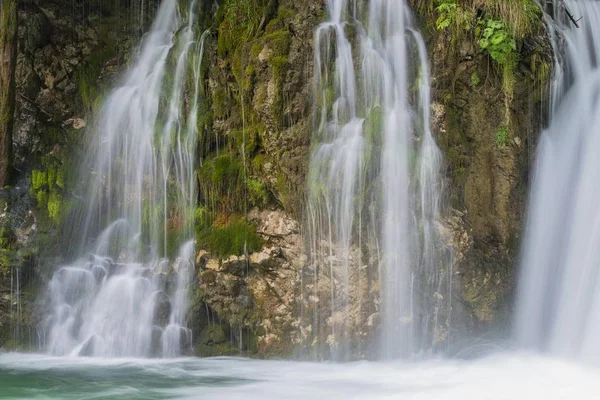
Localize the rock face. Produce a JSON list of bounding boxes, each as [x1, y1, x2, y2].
[[1, 0, 552, 356], [413, 1, 552, 335], [194, 0, 552, 357], [194, 209, 304, 357], [191, 0, 321, 356], [0, 0, 140, 350]]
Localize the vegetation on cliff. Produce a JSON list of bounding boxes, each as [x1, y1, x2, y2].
[[0, 0, 555, 358], [0, 0, 18, 187], [409, 0, 552, 333]]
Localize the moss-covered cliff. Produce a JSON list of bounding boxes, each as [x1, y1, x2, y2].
[[192, 0, 552, 357], [412, 0, 552, 336], [190, 0, 321, 357], [1, 0, 553, 357]]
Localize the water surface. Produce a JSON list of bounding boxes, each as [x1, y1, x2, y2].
[[1, 353, 597, 399]]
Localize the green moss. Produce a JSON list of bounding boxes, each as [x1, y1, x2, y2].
[[55, 168, 65, 189], [31, 170, 47, 190], [470, 72, 481, 86], [30, 154, 73, 226], [35, 190, 47, 206], [0, 225, 16, 251], [198, 154, 246, 215], [195, 342, 239, 357], [200, 154, 243, 185], [495, 126, 509, 148], [233, 123, 261, 156], [243, 65, 256, 91], [269, 55, 288, 71], [250, 42, 263, 58], [251, 154, 267, 172], [0, 225, 20, 276], [198, 219, 263, 258], [200, 324, 227, 345], [212, 86, 229, 119], [247, 178, 268, 208], [76, 42, 116, 110], [531, 52, 551, 85], [47, 192, 62, 222], [264, 30, 291, 56], [217, 0, 267, 57], [265, 7, 294, 34], [275, 172, 292, 210]]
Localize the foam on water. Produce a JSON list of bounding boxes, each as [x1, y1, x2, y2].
[[0, 353, 598, 399]]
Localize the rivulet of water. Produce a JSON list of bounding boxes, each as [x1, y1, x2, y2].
[[41, 0, 206, 357], [305, 0, 450, 360], [515, 1, 600, 363]]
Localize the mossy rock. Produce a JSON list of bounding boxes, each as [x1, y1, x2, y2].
[[198, 219, 263, 258], [200, 324, 227, 345]]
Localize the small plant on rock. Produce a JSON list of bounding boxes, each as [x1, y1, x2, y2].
[[479, 19, 516, 65], [495, 127, 509, 148]]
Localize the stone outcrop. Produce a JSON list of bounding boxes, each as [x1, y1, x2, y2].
[[193, 209, 304, 356]]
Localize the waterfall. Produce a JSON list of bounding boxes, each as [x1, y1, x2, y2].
[[515, 0, 600, 363], [42, 0, 206, 357], [305, 0, 450, 360]]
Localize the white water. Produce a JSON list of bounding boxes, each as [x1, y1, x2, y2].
[[1, 352, 599, 399], [515, 1, 600, 362], [306, 0, 449, 359], [42, 0, 206, 357]]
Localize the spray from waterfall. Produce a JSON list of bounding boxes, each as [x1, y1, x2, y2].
[[305, 0, 450, 360], [41, 0, 207, 357], [515, 0, 600, 364]]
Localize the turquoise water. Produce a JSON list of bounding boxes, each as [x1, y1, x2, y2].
[[1, 353, 598, 399]]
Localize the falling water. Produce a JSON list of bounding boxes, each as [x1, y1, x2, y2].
[[42, 0, 206, 357], [306, 0, 449, 360], [515, 0, 600, 363]]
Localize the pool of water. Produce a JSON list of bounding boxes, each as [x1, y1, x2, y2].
[[0, 352, 598, 399]]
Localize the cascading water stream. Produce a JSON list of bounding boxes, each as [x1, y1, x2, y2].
[[41, 0, 206, 357], [515, 0, 600, 363], [306, 0, 450, 360]]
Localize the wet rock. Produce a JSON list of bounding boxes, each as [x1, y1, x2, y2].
[[153, 291, 172, 326], [201, 325, 226, 345], [63, 117, 86, 129], [194, 209, 304, 357], [18, 5, 51, 54], [15, 54, 41, 99]]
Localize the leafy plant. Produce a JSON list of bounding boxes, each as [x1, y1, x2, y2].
[[496, 127, 508, 148], [479, 18, 518, 98], [479, 19, 516, 65], [435, 0, 458, 30], [247, 178, 268, 208]]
